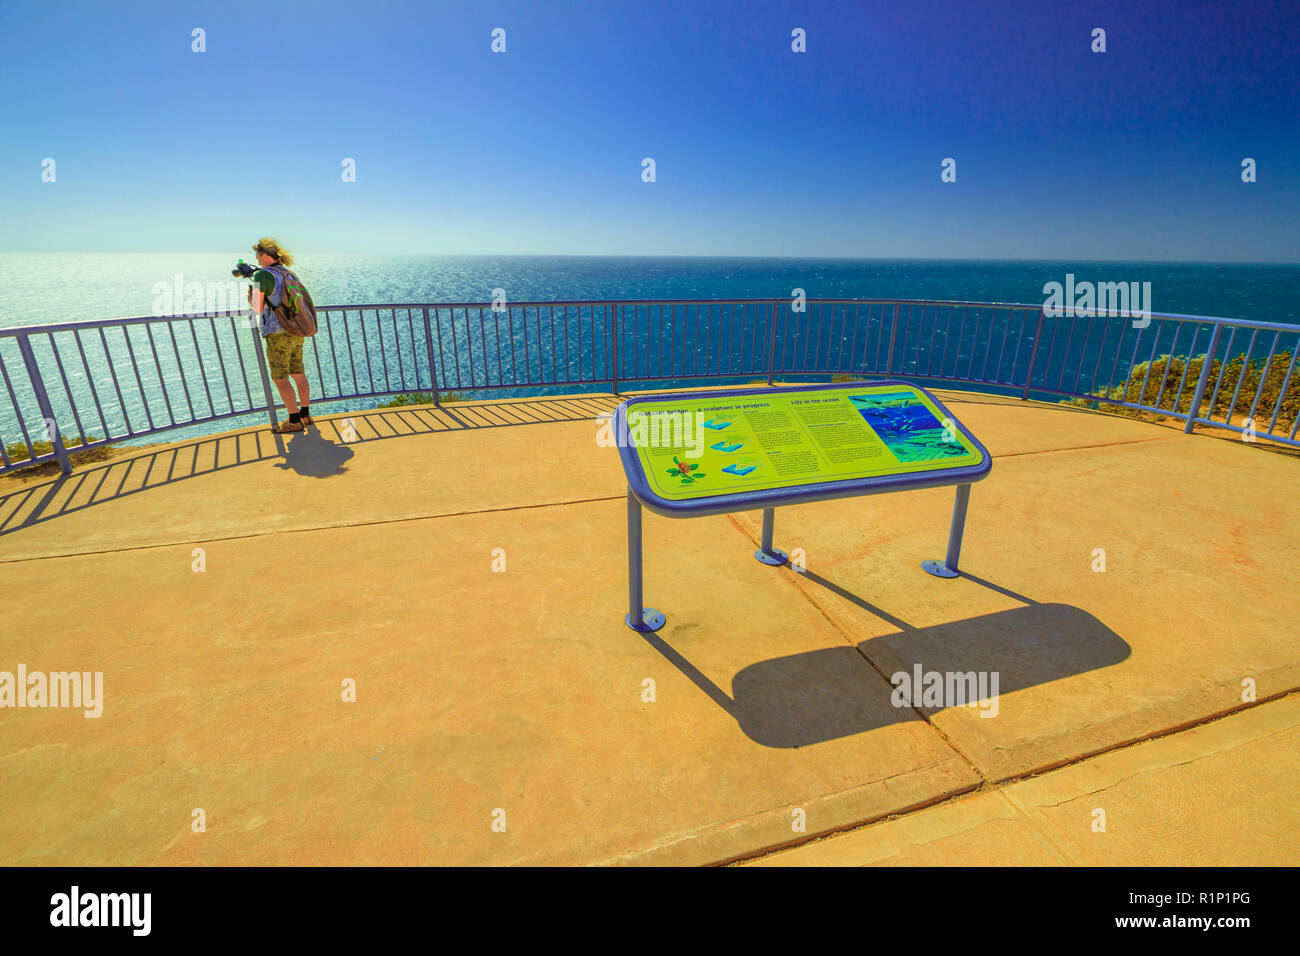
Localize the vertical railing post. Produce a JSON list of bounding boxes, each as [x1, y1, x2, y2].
[[766, 301, 778, 385], [885, 304, 900, 376], [423, 308, 441, 407], [1183, 322, 1223, 434], [250, 324, 279, 425], [1021, 310, 1045, 400], [610, 303, 620, 395], [249, 322, 286, 454], [16, 333, 71, 476]]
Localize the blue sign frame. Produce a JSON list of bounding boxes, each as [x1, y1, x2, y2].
[[615, 380, 995, 632], [614, 380, 992, 519]]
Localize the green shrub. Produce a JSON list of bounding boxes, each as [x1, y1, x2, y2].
[[377, 391, 467, 408], [4, 434, 110, 475], [1063, 351, 1297, 433]]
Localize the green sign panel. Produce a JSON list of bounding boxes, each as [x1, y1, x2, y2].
[[628, 384, 984, 501]]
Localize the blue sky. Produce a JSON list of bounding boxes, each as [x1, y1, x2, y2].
[[1, 0, 1297, 260]]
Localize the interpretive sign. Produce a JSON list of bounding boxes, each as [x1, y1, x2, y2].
[[616, 381, 990, 516], [613, 381, 994, 631], [614, 381, 993, 631]]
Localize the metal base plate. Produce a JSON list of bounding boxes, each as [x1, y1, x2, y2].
[[626, 608, 666, 632], [755, 548, 789, 566], [921, 559, 959, 578]]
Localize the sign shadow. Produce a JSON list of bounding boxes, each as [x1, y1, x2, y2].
[[636, 572, 1130, 749]]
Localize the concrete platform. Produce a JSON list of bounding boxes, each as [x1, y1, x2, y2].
[[0, 385, 1296, 865], [746, 694, 1300, 866]]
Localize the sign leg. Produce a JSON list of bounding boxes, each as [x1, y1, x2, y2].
[[754, 506, 789, 566], [626, 488, 666, 631], [923, 483, 971, 578]]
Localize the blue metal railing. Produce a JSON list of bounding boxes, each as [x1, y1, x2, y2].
[[2, 298, 1298, 475]]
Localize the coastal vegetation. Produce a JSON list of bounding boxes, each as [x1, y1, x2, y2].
[[2, 435, 112, 477], [1062, 351, 1297, 434], [377, 392, 467, 407]]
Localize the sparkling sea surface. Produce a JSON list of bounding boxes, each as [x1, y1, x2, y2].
[[2, 254, 1298, 329], [1, 255, 1295, 448]]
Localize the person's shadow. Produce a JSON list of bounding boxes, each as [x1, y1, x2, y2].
[[274, 428, 355, 478]]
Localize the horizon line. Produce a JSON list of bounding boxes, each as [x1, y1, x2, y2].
[[2, 252, 1298, 266]]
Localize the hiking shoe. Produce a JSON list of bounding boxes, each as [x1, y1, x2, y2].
[[271, 419, 305, 434], [300, 412, 314, 427]]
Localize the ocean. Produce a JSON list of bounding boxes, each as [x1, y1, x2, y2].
[[1, 255, 1297, 449], [2, 254, 1298, 329]]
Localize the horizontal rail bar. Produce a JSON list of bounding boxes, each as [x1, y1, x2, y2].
[[4, 301, 1296, 338]]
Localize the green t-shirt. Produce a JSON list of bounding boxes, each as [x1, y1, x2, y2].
[[253, 268, 277, 296]]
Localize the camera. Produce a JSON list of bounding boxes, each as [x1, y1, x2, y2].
[[231, 259, 257, 279]]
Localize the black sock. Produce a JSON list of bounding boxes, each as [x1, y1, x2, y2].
[[300, 405, 310, 417], [289, 411, 302, 424]]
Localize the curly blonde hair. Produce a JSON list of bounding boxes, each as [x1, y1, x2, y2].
[[253, 237, 294, 267]]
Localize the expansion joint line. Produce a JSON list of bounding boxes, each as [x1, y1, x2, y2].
[[0, 494, 630, 564], [720, 513, 990, 785]]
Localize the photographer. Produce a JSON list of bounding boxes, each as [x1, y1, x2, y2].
[[246, 237, 312, 432]]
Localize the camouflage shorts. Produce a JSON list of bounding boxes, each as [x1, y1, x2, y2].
[[264, 332, 305, 379]]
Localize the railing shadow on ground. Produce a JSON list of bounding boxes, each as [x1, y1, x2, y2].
[[0, 395, 621, 538], [635, 570, 1130, 749]]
